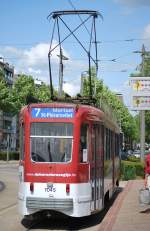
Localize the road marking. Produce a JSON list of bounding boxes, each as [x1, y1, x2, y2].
[[0, 203, 17, 215]]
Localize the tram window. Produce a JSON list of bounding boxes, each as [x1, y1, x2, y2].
[[106, 128, 109, 160], [30, 123, 73, 163], [110, 130, 112, 159], [31, 122, 73, 136], [20, 123, 24, 160], [115, 134, 119, 156], [105, 128, 112, 160], [80, 124, 88, 163]]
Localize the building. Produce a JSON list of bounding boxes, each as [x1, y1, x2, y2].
[[0, 60, 17, 151]]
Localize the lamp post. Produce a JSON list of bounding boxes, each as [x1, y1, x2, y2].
[[57, 48, 69, 97]]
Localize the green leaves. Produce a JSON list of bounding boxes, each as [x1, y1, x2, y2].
[[82, 67, 138, 141], [0, 75, 10, 111], [0, 74, 52, 114]]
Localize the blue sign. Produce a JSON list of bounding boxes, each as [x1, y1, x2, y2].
[[31, 108, 74, 119]]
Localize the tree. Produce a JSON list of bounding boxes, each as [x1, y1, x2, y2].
[[11, 74, 54, 113], [11, 74, 36, 113], [82, 67, 139, 144], [0, 69, 11, 112], [34, 82, 51, 103]]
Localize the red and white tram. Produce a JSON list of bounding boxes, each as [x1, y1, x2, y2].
[[18, 102, 120, 218]]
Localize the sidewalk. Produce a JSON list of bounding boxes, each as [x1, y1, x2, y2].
[[99, 180, 150, 231]]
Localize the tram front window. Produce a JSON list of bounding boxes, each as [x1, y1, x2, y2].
[[30, 122, 73, 163]]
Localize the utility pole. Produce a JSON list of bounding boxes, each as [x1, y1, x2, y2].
[[140, 45, 146, 161], [57, 48, 68, 97], [134, 44, 146, 160]]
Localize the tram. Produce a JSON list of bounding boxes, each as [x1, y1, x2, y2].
[[18, 102, 121, 218]]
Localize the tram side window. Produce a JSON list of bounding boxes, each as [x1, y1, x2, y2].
[[105, 128, 112, 160], [106, 128, 109, 160], [80, 124, 88, 163], [20, 123, 25, 160], [115, 134, 119, 157]]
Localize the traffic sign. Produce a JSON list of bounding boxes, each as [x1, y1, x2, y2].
[[129, 77, 150, 110]]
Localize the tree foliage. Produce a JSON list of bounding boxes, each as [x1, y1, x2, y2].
[[10, 75, 52, 113], [10, 75, 36, 113], [83, 68, 138, 142], [0, 69, 11, 112]]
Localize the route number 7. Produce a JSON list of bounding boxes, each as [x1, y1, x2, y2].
[[35, 108, 41, 117]]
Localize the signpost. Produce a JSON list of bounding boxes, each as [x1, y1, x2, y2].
[[130, 77, 150, 110], [129, 76, 150, 160]]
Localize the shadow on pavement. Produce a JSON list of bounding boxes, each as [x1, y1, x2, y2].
[[0, 181, 5, 192], [21, 187, 123, 230], [140, 208, 150, 214]]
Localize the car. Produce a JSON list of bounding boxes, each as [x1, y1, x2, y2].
[[121, 151, 128, 160], [133, 150, 141, 158]]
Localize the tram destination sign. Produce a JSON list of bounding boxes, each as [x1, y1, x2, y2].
[[31, 107, 74, 119]]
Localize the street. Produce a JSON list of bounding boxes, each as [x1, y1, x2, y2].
[[0, 162, 115, 231]]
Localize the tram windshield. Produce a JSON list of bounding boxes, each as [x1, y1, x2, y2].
[[30, 122, 73, 163]]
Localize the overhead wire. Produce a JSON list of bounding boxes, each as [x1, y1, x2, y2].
[[0, 37, 150, 47], [67, 0, 92, 38]]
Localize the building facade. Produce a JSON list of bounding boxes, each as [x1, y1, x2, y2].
[[0, 60, 17, 151]]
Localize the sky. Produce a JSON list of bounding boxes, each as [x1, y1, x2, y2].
[[0, 0, 150, 108]]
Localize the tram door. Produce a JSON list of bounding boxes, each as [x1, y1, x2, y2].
[[91, 124, 104, 211]]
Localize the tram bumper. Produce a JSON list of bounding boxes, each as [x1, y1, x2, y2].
[[26, 197, 73, 211], [18, 182, 91, 217]]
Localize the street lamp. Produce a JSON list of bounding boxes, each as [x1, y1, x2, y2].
[[57, 48, 69, 97]]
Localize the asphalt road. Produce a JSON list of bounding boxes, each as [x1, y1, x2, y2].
[[0, 162, 122, 231]]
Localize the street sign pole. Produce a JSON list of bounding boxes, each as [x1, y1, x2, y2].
[[140, 45, 145, 161], [140, 111, 145, 161]]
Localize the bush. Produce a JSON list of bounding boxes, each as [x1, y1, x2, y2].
[[134, 162, 145, 178], [121, 160, 144, 180], [0, 152, 19, 161], [121, 163, 136, 180], [127, 155, 140, 162]]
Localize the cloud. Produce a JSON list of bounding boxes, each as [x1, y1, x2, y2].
[[63, 82, 80, 96], [0, 42, 87, 91], [143, 24, 150, 48], [114, 0, 150, 7]]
